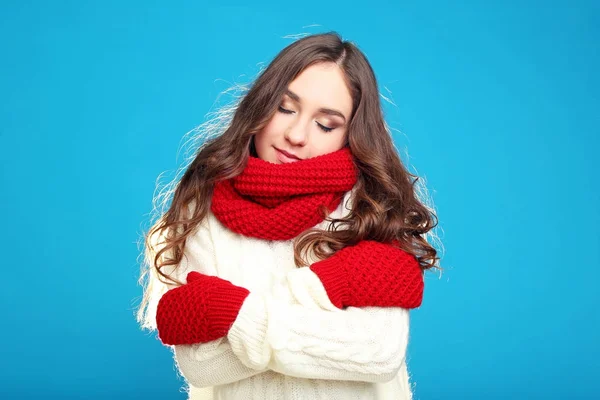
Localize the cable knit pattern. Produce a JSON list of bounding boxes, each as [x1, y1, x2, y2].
[[309, 240, 424, 309], [228, 288, 409, 382], [210, 146, 357, 240]]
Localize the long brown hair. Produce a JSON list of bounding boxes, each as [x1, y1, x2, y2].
[[136, 32, 442, 329]]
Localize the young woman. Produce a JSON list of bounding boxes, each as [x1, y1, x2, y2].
[[137, 32, 440, 400]]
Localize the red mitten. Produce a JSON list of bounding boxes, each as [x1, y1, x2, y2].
[[309, 240, 424, 309], [156, 271, 250, 345]]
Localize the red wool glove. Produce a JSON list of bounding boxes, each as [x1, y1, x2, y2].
[[309, 240, 424, 309], [156, 272, 250, 346]]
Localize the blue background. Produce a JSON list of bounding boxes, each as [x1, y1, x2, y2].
[[1, 1, 598, 399]]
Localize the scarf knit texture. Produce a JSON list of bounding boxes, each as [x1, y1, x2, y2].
[[156, 147, 424, 346]]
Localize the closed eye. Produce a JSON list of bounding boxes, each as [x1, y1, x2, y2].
[[278, 106, 294, 114], [278, 106, 334, 133], [316, 122, 334, 132]]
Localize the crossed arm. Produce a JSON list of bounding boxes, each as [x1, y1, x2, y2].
[[150, 221, 414, 388]]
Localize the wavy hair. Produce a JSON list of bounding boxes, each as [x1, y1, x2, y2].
[[136, 31, 442, 329]]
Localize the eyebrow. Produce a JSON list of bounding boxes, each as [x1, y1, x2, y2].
[[284, 89, 347, 122]]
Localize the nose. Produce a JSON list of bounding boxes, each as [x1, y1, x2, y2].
[[284, 119, 309, 147]]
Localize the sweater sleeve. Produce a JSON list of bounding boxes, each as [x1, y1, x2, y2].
[[148, 216, 268, 388], [227, 267, 411, 383]]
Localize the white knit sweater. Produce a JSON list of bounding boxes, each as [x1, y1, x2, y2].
[[145, 188, 414, 399]]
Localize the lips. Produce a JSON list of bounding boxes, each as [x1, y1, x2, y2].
[[275, 147, 301, 163]]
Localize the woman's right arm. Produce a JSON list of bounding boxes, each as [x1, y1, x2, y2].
[[148, 219, 269, 388]]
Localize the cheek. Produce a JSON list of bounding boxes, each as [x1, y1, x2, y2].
[[257, 117, 283, 142], [254, 118, 279, 154], [312, 131, 347, 156], [264, 114, 285, 133]]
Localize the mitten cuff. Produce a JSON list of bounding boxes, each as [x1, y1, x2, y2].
[[309, 256, 347, 308], [205, 282, 251, 340]]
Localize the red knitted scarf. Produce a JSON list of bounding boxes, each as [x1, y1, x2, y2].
[[210, 147, 358, 240]]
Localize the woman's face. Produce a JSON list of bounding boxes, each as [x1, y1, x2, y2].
[[253, 62, 353, 164]]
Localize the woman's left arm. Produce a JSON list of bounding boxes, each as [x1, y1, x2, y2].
[[225, 267, 411, 383]]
